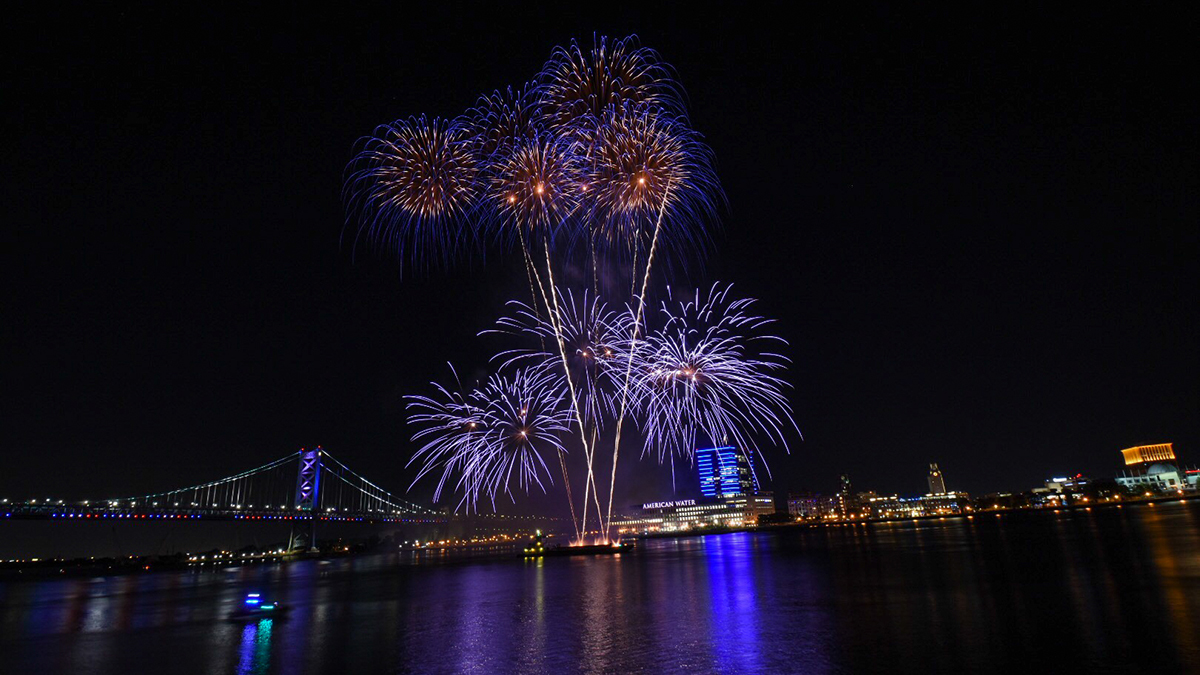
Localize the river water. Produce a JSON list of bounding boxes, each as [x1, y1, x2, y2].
[[2, 501, 1197, 674]]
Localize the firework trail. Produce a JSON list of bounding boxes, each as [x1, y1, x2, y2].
[[344, 115, 481, 272], [406, 366, 572, 513], [461, 82, 594, 536], [349, 36, 794, 540], [626, 283, 799, 467], [487, 288, 634, 429], [588, 102, 721, 538]]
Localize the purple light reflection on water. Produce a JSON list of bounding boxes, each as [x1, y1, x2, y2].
[[1, 502, 1198, 673]]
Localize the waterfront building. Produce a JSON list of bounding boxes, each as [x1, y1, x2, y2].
[[1114, 443, 1198, 493], [865, 492, 971, 518], [1042, 475, 1090, 494], [613, 445, 773, 535], [915, 491, 971, 515], [1116, 464, 1197, 493], [787, 492, 839, 520], [1120, 443, 1177, 471], [837, 473, 855, 516], [867, 494, 922, 519], [697, 446, 758, 498], [928, 462, 947, 494], [612, 492, 775, 535]]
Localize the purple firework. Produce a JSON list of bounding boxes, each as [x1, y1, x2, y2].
[[486, 288, 635, 429], [585, 101, 721, 265], [626, 283, 798, 467], [407, 366, 572, 512], [343, 115, 481, 271], [538, 34, 685, 139]]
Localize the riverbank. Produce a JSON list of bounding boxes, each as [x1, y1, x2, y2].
[[627, 492, 1197, 541]]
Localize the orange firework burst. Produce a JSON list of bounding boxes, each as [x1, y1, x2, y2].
[[587, 102, 720, 258], [488, 134, 584, 242], [539, 34, 684, 138], [344, 115, 481, 270]]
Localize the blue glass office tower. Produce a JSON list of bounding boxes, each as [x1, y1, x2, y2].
[[697, 446, 759, 498]]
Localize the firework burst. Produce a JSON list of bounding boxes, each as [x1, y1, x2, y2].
[[487, 134, 585, 244], [538, 34, 684, 138], [407, 366, 572, 512], [627, 283, 797, 466], [487, 288, 634, 428], [586, 102, 721, 261], [344, 115, 481, 270], [405, 366, 487, 507], [462, 84, 542, 163]]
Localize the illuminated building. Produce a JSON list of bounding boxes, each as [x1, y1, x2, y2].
[[1114, 442, 1198, 493], [613, 446, 772, 534], [697, 446, 758, 498], [1043, 475, 1090, 494], [915, 491, 971, 515], [612, 492, 775, 534], [927, 462, 946, 494], [837, 473, 855, 516], [1120, 443, 1176, 471], [787, 492, 839, 520], [1115, 465, 1194, 493], [867, 492, 971, 518], [867, 494, 921, 519]]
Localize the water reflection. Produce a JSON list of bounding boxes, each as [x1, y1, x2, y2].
[[703, 534, 761, 672], [237, 618, 273, 675], [1, 502, 1198, 673]]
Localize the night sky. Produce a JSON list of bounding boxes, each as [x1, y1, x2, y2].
[[3, 6, 1196, 511]]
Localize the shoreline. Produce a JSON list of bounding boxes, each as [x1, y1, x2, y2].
[[3, 496, 1193, 580], [628, 493, 1196, 541]]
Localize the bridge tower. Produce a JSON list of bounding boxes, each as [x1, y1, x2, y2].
[[288, 447, 322, 552]]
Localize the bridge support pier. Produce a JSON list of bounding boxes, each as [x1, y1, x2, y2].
[[289, 447, 322, 552]]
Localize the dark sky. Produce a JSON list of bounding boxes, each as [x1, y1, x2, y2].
[[3, 5, 1196, 510]]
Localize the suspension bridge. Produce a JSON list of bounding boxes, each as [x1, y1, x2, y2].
[[0, 447, 444, 530]]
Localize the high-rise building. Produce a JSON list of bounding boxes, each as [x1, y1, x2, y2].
[[697, 446, 758, 498], [837, 473, 855, 516], [928, 462, 947, 494], [612, 448, 767, 534]]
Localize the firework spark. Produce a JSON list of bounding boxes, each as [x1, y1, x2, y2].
[[344, 115, 481, 270], [626, 283, 798, 466], [462, 84, 542, 163], [405, 366, 486, 507], [586, 102, 721, 262], [486, 134, 584, 243], [538, 34, 684, 138], [407, 366, 572, 512], [486, 288, 634, 428]]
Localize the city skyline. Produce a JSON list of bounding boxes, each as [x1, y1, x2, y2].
[[2, 7, 1197, 674], [3, 5, 1196, 512]]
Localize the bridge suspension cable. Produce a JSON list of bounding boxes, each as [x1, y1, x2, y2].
[[318, 450, 436, 516], [121, 452, 301, 510], [76, 448, 442, 518]]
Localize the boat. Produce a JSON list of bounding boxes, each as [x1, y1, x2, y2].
[[228, 593, 290, 620], [523, 531, 635, 557]]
